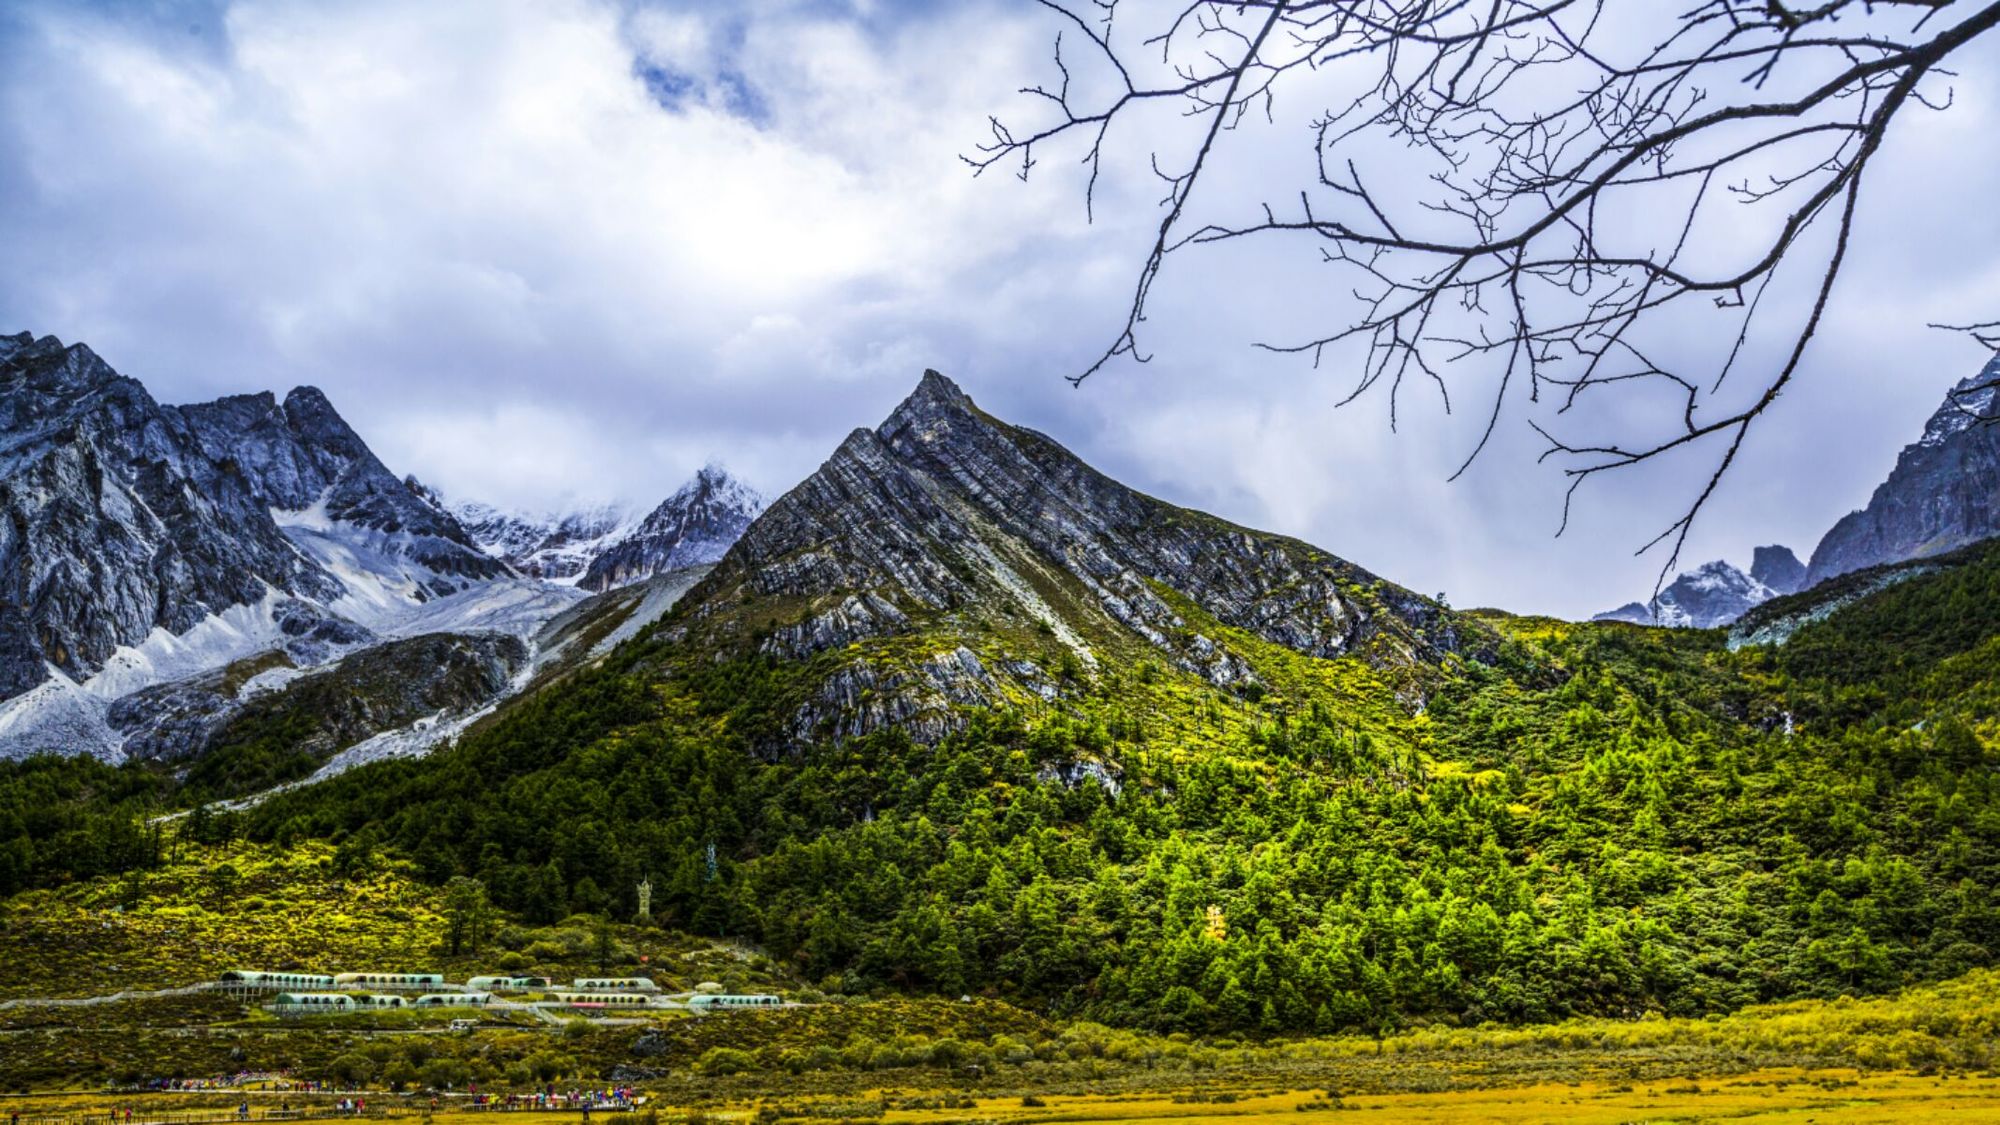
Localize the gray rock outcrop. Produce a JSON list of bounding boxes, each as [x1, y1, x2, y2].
[[1806, 354, 2000, 587], [678, 369, 1464, 748], [0, 332, 342, 699]]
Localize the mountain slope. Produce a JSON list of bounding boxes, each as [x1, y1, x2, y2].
[[659, 370, 1466, 747], [1807, 354, 2000, 586], [576, 465, 762, 592], [194, 369, 2000, 1038], [0, 331, 586, 762], [113, 630, 527, 790], [0, 332, 340, 701], [175, 386, 510, 600]]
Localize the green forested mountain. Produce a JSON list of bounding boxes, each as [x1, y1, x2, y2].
[[4, 375, 1999, 1037]]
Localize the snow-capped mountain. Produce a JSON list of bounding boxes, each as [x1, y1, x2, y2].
[[176, 385, 512, 607], [448, 497, 640, 583], [0, 332, 344, 701], [576, 464, 764, 592], [0, 330, 590, 762], [438, 465, 763, 592], [1594, 546, 1804, 629]]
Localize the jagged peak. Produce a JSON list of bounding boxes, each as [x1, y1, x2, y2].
[[1751, 544, 1806, 595], [0, 332, 125, 392], [687, 459, 748, 494], [1953, 351, 2000, 393], [191, 390, 284, 417], [882, 368, 977, 434], [657, 460, 764, 515], [1916, 350, 2000, 449], [280, 384, 343, 420]]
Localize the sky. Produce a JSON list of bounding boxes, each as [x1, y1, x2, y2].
[[2, 0, 1997, 619]]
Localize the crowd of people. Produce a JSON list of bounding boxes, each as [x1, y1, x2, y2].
[[460, 1087, 640, 1112], [138, 1073, 295, 1092], [51, 1078, 645, 1125]]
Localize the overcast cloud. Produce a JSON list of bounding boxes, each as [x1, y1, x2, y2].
[[3, 0, 1998, 618]]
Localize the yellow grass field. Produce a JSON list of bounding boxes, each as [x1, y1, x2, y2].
[[22, 1070, 2000, 1125], [875, 1072, 2000, 1123]]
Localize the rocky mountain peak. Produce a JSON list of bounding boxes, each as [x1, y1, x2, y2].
[[0, 333, 124, 399], [0, 330, 343, 701], [883, 368, 977, 429], [575, 463, 764, 592], [1751, 545, 1807, 596], [679, 368, 1462, 748], [1593, 551, 1798, 629], [1918, 354, 2000, 449], [277, 384, 370, 454], [173, 382, 503, 588], [1807, 352, 2000, 587]]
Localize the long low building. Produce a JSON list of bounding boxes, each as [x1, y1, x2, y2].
[[221, 970, 337, 991], [550, 992, 652, 1007], [686, 994, 781, 1010], [271, 992, 356, 1012], [568, 977, 660, 992], [270, 992, 409, 1013], [332, 972, 446, 989], [413, 992, 492, 1007]]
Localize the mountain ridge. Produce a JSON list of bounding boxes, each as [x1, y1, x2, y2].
[[0, 332, 340, 699], [657, 369, 1470, 749], [575, 464, 763, 592], [1806, 354, 2000, 586]]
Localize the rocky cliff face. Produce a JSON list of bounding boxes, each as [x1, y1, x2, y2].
[[1806, 355, 2000, 587], [673, 371, 1463, 747], [176, 386, 508, 592], [112, 630, 527, 768], [0, 332, 342, 700], [0, 330, 585, 769], [1751, 545, 1807, 596], [577, 465, 762, 592]]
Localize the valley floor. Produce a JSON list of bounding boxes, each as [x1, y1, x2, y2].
[[16, 1070, 2000, 1124]]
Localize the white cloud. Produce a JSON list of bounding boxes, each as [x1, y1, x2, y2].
[[0, 0, 1995, 618]]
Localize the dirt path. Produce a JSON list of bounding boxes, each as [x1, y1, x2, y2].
[[0, 983, 214, 1010]]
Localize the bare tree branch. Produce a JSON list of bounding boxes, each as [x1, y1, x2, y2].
[[972, 0, 2000, 588]]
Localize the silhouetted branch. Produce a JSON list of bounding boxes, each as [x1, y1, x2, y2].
[[974, 0, 2000, 587]]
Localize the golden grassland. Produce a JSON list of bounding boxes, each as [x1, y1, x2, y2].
[[874, 1074, 2000, 1123], [21, 1070, 2000, 1124]]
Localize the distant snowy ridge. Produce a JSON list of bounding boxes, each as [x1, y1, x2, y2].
[[577, 464, 764, 592], [446, 494, 642, 584], [1592, 546, 1805, 630], [440, 464, 763, 594]]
